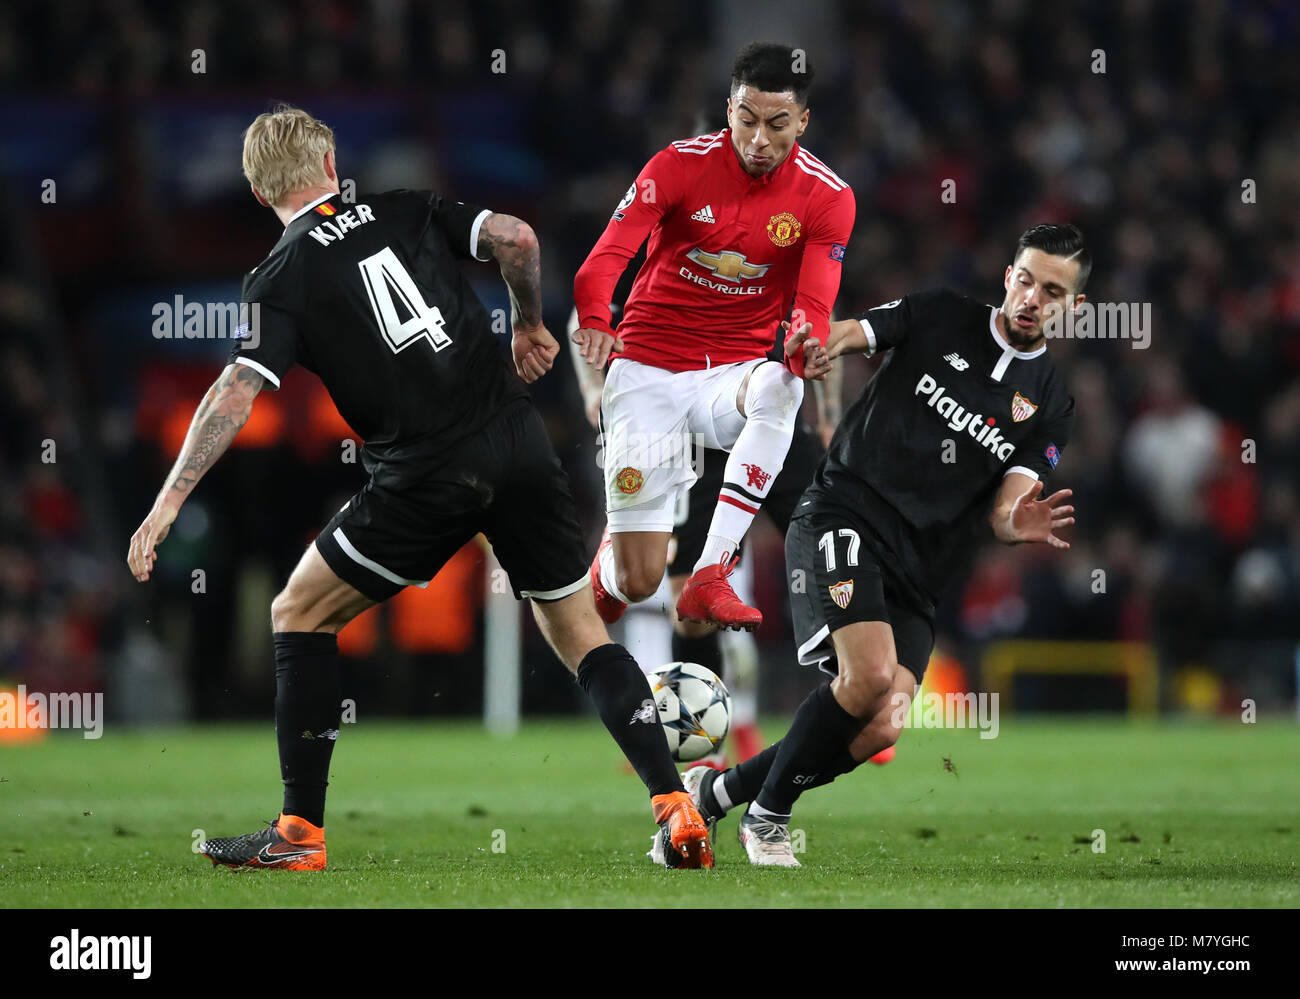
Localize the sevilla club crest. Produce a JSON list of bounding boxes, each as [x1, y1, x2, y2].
[[1011, 392, 1038, 422], [829, 580, 854, 609]]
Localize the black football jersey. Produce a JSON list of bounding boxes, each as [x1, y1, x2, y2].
[[804, 288, 1075, 608], [228, 190, 527, 482]]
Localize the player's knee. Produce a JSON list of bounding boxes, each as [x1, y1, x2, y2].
[[271, 585, 332, 633], [746, 361, 804, 424], [616, 564, 663, 604], [839, 658, 896, 706], [270, 587, 301, 632]]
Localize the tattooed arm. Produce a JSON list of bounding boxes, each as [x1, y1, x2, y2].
[[128, 362, 265, 581], [476, 212, 558, 383]]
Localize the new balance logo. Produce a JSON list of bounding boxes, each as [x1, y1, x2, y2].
[[630, 699, 657, 725], [690, 205, 716, 223], [944, 352, 969, 371]]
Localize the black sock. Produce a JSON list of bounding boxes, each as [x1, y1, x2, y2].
[[752, 682, 863, 820], [273, 632, 342, 828], [577, 643, 683, 798], [671, 629, 721, 672], [714, 742, 857, 816]]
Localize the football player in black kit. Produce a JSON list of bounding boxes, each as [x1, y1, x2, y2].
[[126, 105, 714, 870], [684, 224, 1084, 866]]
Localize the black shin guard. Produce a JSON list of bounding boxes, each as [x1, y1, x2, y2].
[[273, 632, 342, 828], [752, 682, 863, 819], [577, 643, 682, 798]]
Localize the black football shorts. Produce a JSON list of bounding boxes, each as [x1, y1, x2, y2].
[[785, 500, 935, 683], [315, 401, 590, 603]]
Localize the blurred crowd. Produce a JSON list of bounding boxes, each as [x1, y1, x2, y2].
[[1, 0, 1297, 716]]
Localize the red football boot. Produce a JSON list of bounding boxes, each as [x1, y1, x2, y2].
[[676, 558, 762, 631]]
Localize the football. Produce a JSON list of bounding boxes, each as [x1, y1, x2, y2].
[[645, 662, 732, 762]]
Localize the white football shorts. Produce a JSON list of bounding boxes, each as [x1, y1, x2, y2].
[[600, 356, 768, 533]]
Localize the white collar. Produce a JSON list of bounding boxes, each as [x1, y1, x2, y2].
[[288, 192, 335, 222], [988, 306, 1047, 360]]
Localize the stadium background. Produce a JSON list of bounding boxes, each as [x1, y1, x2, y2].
[[1, 0, 1297, 731]]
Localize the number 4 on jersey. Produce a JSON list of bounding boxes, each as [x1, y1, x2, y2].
[[358, 246, 452, 354]]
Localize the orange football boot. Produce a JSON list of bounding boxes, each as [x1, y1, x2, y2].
[[650, 791, 714, 869], [199, 813, 326, 870]]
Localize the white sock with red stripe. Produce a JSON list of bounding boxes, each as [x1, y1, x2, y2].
[[693, 362, 802, 574]]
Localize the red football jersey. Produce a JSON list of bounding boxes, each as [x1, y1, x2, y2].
[[574, 129, 856, 372]]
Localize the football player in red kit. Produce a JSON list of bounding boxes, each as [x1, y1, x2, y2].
[[573, 41, 855, 633]]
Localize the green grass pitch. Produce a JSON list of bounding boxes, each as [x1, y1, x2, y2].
[[2, 716, 1297, 908]]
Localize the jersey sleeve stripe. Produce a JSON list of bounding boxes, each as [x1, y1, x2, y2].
[[795, 149, 847, 188], [793, 154, 846, 191], [676, 141, 723, 155], [469, 208, 492, 262], [858, 317, 878, 355], [233, 356, 281, 388], [332, 527, 431, 588], [1004, 465, 1039, 480], [672, 131, 725, 148]]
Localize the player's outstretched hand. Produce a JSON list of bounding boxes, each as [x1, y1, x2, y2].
[[571, 327, 624, 369], [782, 320, 831, 381], [512, 322, 560, 383], [1008, 480, 1074, 548], [128, 503, 179, 582]]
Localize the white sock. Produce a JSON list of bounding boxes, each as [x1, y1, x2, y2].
[[692, 363, 801, 575], [719, 610, 759, 724], [711, 774, 735, 813], [748, 799, 790, 823], [697, 532, 740, 570], [598, 542, 630, 603]]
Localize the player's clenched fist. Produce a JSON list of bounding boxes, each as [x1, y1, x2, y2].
[[571, 327, 625, 369], [782, 320, 831, 381], [512, 322, 560, 383]]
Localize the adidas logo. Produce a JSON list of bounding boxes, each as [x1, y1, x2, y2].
[[944, 352, 969, 371], [690, 205, 716, 223]]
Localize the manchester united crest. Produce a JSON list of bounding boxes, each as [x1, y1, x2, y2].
[[766, 212, 802, 247], [1011, 392, 1038, 422], [616, 466, 644, 495], [829, 580, 854, 609]]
